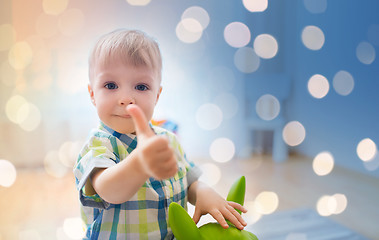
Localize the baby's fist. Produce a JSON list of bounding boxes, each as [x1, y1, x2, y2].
[[127, 104, 178, 180]]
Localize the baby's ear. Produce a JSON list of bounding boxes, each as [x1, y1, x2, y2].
[[168, 202, 202, 240], [226, 176, 246, 214], [155, 86, 162, 105], [88, 84, 96, 106]]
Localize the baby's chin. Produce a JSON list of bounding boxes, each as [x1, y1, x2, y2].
[[105, 120, 136, 135]]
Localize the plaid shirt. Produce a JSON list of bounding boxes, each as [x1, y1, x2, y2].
[[74, 123, 201, 239]]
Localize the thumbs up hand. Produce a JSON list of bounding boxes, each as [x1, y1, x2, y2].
[[127, 104, 178, 180]]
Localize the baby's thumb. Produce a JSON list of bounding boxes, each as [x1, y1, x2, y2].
[[192, 208, 201, 224], [127, 105, 154, 139]]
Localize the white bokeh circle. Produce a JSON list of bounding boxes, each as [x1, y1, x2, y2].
[[176, 18, 203, 44], [224, 22, 251, 48], [308, 74, 329, 99], [302, 25, 325, 50], [282, 121, 306, 146], [182, 6, 210, 29], [0, 159, 17, 187], [256, 94, 280, 121], [234, 47, 260, 73], [254, 34, 278, 59], [356, 41, 376, 65], [333, 70, 354, 96], [242, 0, 268, 12], [195, 103, 223, 130], [209, 138, 235, 163]]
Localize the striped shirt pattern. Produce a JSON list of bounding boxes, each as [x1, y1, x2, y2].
[[74, 123, 201, 239]]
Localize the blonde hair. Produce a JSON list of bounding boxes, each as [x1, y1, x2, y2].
[[89, 29, 162, 82]]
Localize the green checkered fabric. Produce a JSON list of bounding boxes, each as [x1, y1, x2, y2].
[[74, 123, 201, 239]]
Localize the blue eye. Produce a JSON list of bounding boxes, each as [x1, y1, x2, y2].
[[105, 82, 118, 90], [135, 84, 149, 91]]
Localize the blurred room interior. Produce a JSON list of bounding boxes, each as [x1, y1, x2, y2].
[[0, 0, 378, 239]]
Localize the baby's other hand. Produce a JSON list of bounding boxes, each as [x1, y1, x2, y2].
[[192, 184, 247, 230]]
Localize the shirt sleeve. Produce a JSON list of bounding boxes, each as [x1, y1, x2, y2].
[[74, 131, 118, 209], [183, 154, 202, 186], [160, 128, 202, 187]]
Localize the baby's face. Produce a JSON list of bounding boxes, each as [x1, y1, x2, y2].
[[88, 60, 161, 134]]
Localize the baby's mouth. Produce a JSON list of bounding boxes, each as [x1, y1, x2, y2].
[[115, 114, 131, 118]]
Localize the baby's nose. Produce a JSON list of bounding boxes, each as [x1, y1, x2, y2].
[[119, 96, 135, 105]]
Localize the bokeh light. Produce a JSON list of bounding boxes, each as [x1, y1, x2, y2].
[[254, 191, 279, 215], [242, 0, 268, 12], [356, 41, 376, 65], [43, 0, 69, 15], [234, 47, 260, 73], [253, 34, 278, 59], [363, 154, 379, 171], [312, 151, 334, 176], [332, 193, 348, 214], [357, 138, 377, 162], [181, 18, 203, 35], [17, 103, 31, 124], [126, 0, 151, 6], [5, 95, 28, 123], [18, 103, 42, 131], [256, 94, 280, 121], [44, 150, 69, 178], [214, 92, 239, 119], [182, 6, 210, 29], [209, 138, 235, 163], [59, 141, 82, 168], [5, 95, 41, 131], [0, 159, 17, 187], [282, 121, 306, 146], [195, 103, 223, 130], [317, 193, 348, 216], [224, 22, 251, 48], [8, 41, 33, 70], [0, 24, 16, 51], [301, 25, 325, 50], [58, 9, 85, 36], [303, 0, 327, 14], [198, 163, 221, 186], [176, 18, 203, 44], [333, 70, 354, 96], [317, 195, 333, 216], [307, 74, 329, 99], [244, 200, 262, 224], [62, 217, 86, 239]]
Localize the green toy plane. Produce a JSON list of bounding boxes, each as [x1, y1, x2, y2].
[[168, 176, 258, 240]]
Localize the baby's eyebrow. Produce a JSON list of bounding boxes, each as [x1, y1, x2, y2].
[[134, 75, 155, 83], [97, 72, 115, 78], [95, 73, 118, 83]]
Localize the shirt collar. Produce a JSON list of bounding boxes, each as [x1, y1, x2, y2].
[[100, 122, 137, 147]]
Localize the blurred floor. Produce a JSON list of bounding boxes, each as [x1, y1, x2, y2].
[[0, 154, 378, 239], [246, 208, 368, 240]]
